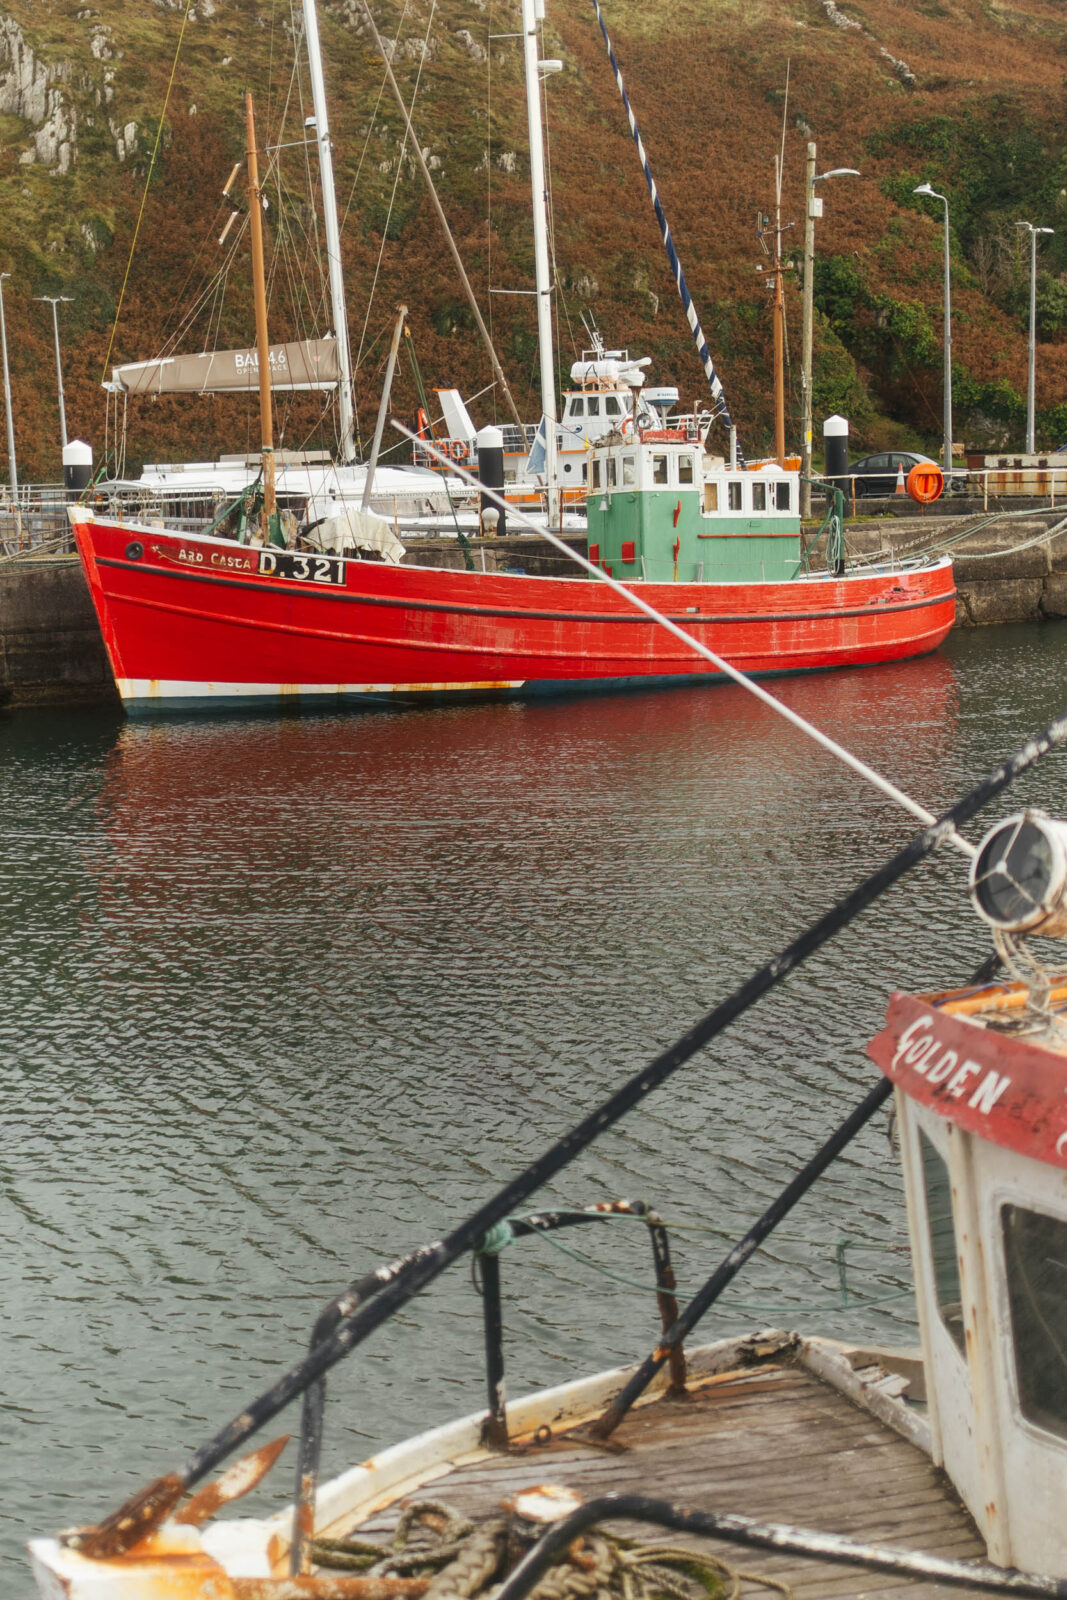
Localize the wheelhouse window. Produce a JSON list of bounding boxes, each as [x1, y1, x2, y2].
[[776, 481, 791, 511], [569, 397, 585, 417], [752, 482, 767, 511], [704, 482, 719, 512], [678, 457, 694, 486], [622, 455, 636, 486], [605, 395, 621, 417], [606, 456, 617, 487], [652, 455, 669, 485], [1002, 1204, 1067, 1440], [587, 396, 601, 417], [592, 459, 601, 489], [919, 1131, 966, 1355], [728, 481, 743, 511]]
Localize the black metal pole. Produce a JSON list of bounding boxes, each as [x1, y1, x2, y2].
[[479, 1251, 509, 1449], [69, 708, 1067, 1560], [490, 1496, 1067, 1600]]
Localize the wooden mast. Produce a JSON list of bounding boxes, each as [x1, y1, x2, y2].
[[245, 92, 276, 539]]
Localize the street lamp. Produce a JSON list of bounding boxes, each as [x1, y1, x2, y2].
[[800, 145, 860, 516], [0, 273, 17, 499], [1016, 221, 1053, 455], [35, 294, 73, 451], [914, 183, 953, 474]]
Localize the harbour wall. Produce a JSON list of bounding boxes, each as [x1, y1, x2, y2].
[[1, 515, 1066, 707], [0, 555, 116, 707]]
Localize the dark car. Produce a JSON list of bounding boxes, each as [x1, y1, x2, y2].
[[844, 450, 964, 498]]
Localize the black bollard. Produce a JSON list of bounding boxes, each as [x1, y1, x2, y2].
[[477, 425, 505, 537], [823, 414, 849, 513]]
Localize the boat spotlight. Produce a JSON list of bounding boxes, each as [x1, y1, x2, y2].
[[969, 809, 1067, 937]]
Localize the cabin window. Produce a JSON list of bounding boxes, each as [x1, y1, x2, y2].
[[1002, 1204, 1067, 1441], [592, 460, 601, 489], [919, 1131, 966, 1355], [704, 483, 719, 512], [728, 482, 743, 511], [752, 482, 767, 511], [776, 481, 791, 511], [570, 397, 585, 417], [605, 396, 621, 417], [606, 457, 617, 488], [582, 463, 588, 484], [587, 396, 601, 417], [678, 457, 694, 485], [653, 455, 669, 484], [622, 455, 636, 486]]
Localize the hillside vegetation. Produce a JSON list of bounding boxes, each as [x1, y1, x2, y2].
[[0, 0, 1065, 478]]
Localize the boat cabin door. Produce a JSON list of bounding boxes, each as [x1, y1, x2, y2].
[[891, 1030, 1067, 1578]]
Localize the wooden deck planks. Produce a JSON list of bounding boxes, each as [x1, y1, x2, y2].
[[346, 1363, 990, 1598]]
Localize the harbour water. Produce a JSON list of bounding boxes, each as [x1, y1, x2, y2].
[[4, 621, 1067, 1592]]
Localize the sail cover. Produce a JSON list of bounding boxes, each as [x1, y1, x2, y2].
[[111, 338, 340, 396]]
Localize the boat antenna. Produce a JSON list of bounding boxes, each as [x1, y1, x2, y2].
[[587, 0, 744, 464], [395, 421, 974, 856]]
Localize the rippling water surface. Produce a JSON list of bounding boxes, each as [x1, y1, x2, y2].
[[4, 622, 1067, 1592]]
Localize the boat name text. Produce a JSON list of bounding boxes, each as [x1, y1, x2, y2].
[[891, 1015, 1011, 1113]]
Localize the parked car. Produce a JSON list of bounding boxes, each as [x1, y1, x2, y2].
[[843, 451, 966, 497]]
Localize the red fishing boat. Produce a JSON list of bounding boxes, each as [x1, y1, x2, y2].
[[71, 427, 955, 714]]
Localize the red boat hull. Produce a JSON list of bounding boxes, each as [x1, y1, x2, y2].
[[73, 512, 957, 713]]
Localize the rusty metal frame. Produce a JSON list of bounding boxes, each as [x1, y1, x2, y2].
[[475, 1200, 687, 1454], [290, 1200, 685, 1573]]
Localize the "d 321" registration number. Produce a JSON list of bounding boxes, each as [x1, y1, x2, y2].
[[258, 550, 345, 585]]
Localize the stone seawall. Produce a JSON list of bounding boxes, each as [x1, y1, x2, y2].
[[843, 512, 1067, 628], [0, 554, 116, 706]]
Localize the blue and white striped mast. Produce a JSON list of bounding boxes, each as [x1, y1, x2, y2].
[[588, 0, 743, 464]]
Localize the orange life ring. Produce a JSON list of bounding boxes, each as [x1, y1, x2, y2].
[[906, 462, 944, 504], [449, 440, 469, 463], [620, 415, 636, 436]]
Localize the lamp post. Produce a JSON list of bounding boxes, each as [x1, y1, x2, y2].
[[800, 146, 860, 515], [1015, 221, 1053, 455], [35, 294, 73, 451], [914, 183, 953, 474], [0, 273, 17, 499]]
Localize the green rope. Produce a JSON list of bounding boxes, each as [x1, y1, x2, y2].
[[403, 326, 475, 571], [479, 1221, 515, 1255]]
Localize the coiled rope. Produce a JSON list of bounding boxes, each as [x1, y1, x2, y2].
[[310, 1499, 793, 1600]]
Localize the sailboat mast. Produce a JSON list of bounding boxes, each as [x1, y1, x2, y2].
[[520, 0, 558, 527], [246, 92, 277, 529], [302, 0, 356, 464]]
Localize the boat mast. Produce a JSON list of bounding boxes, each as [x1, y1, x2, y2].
[[520, 0, 558, 526], [302, 0, 356, 464], [773, 155, 786, 467], [246, 92, 277, 539]]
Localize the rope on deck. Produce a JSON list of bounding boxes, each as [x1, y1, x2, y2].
[[310, 1499, 793, 1600]]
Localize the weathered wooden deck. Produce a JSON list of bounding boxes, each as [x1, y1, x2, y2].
[[349, 1361, 988, 1598]]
